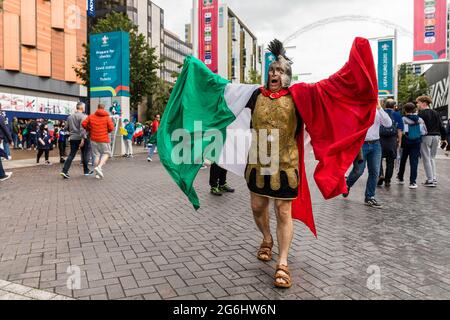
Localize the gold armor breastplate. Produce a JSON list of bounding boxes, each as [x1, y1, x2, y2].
[[245, 94, 299, 199]]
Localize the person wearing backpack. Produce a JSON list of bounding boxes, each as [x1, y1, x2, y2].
[[378, 99, 404, 187], [397, 103, 427, 189], [417, 96, 447, 186]]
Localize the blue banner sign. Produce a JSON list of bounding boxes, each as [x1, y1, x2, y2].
[[87, 0, 96, 17], [378, 39, 394, 97], [90, 31, 130, 97], [264, 52, 276, 85]]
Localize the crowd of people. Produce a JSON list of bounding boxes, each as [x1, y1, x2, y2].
[[0, 101, 163, 183], [343, 96, 449, 209]]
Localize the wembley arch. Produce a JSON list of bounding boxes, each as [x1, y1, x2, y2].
[[283, 15, 413, 45]]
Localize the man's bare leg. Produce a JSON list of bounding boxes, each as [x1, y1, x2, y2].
[[94, 155, 100, 168], [98, 154, 109, 169], [274, 199, 294, 286], [250, 193, 272, 260]]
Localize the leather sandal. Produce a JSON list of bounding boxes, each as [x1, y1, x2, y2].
[[257, 236, 273, 262], [274, 264, 292, 289]]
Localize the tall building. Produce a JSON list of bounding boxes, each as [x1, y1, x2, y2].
[[162, 29, 193, 84], [0, 0, 87, 121], [192, 1, 262, 84], [95, 0, 164, 60], [185, 23, 192, 44]]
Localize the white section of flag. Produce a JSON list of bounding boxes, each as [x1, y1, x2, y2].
[[218, 84, 259, 177]]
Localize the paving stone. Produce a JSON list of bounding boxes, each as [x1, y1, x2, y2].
[[0, 153, 448, 300]]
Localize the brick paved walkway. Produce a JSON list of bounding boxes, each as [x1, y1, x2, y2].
[[0, 279, 73, 300], [0, 152, 449, 300]]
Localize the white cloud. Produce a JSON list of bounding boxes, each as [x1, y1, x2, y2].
[[153, 0, 415, 82]]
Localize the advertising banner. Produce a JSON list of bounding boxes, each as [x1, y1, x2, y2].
[[90, 31, 130, 97], [48, 99, 61, 114], [414, 0, 448, 61], [378, 39, 394, 97], [11, 95, 25, 112], [198, 0, 219, 73], [0, 93, 12, 110], [264, 52, 276, 85], [37, 97, 48, 113], [24, 96, 37, 113], [87, 0, 96, 17]]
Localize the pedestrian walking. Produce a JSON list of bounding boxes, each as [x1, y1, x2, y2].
[[36, 123, 52, 165], [123, 119, 135, 158], [417, 96, 447, 186], [397, 103, 428, 189], [143, 124, 150, 149], [82, 104, 114, 179], [60, 102, 92, 179], [58, 123, 67, 163], [378, 99, 404, 187], [28, 119, 38, 150], [0, 105, 11, 160], [344, 101, 392, 208], [209, 163, 235, 196], [21, 120, 29, 149], [0, 112, 13, 181], [147, 114, 160, 162], [11, 117, 20, 149]]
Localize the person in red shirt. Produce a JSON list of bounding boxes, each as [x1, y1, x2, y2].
[[147, 114, 160, 162], [82, 104, 114, 179]]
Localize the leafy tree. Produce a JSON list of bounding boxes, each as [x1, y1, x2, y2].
[[74, 12, 160, 113], [148, 80, 172, 119], [246, 69, 262, 84], [397, 63, 429, 107]]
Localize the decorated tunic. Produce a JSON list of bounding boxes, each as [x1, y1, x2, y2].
[[245, 89, 301, 200]]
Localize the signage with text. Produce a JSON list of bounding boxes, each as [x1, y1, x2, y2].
[[378, 39, 394, 97], [87, 0, 96, 17], [414, 0, 448, 61], [198, 0, 219, 73], [90, 31, 130, 97]]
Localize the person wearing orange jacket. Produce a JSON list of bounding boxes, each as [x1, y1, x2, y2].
[[82, 104, 114, 179]]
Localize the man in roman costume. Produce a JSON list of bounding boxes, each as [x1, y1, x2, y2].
[[158, 37, 378, 289]]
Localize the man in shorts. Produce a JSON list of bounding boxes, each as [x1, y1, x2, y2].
[[82, 104, 114, 179]]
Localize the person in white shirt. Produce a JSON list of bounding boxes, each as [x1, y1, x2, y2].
[[343, 101, 392, 208]]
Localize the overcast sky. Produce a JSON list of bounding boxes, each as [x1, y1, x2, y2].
[[152, 0, 424, 82]]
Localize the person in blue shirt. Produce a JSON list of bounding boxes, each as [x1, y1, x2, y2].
[[378, 99, 404, 187], [123, 119, 135, 158], [58, 123, 67, 163]]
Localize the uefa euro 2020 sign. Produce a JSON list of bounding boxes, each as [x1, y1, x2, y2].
[[90, 31, 130, 98]]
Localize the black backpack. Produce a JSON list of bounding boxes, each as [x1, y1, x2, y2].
[[380, 111, 397, 137]]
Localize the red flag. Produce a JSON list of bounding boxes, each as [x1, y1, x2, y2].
[[289, 37, 378, 237]]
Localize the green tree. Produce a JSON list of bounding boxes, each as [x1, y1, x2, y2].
[[74, 12, 160, 113], [397, 63, 429, 107], [246, 69, 262, 84], [148, 79, 172, 119]]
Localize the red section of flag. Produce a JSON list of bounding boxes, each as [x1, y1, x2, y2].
[[289, 38, 378, 237]]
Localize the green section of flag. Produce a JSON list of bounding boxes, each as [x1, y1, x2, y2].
[[157, 56, 234, 210]]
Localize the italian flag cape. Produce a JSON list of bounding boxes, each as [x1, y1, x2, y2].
[[158, 37, 378, 237]]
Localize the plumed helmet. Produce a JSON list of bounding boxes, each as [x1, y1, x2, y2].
[[267, 39, 293, 88]]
